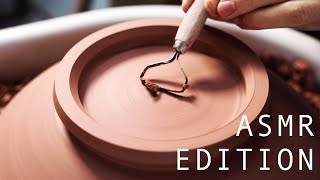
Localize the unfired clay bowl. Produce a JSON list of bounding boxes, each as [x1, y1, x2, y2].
[[54, 19, 268, 169], [0, 19, 318, 179]]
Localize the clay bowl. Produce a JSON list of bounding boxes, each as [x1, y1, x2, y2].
[[53, 19, 269, 169]]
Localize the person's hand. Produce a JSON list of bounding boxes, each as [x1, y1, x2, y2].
[[182, 0, 320, 30]]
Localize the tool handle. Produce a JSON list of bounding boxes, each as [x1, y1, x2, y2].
[[175, 0, 208, 53]]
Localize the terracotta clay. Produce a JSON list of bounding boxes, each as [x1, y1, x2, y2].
[[0, 65, 319, 179], [0, 19, 319, 179], [53, 19, 268, 169]]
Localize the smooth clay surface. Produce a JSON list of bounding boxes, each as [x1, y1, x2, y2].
[[54, 19, 269, 169], [80, 46, 245, 145]]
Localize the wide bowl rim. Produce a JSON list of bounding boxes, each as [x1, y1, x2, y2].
[[54, 18, 269, 168]]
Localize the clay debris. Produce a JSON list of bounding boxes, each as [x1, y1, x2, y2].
[[260, 50, 320, 112], [0, 78, 29, 114]]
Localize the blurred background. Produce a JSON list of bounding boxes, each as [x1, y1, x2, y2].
[[0, 0, 179, 28], [0, 0, 319, 39]]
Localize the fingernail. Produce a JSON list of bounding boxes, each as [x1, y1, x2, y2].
[[218, 1, 235, 18]]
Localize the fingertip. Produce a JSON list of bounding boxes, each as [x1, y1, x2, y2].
[[181, 0, 187, 12], [204, 0, 219, 18], [217, 1, 236, 19], [182, 0, 194, 13], [182, 6, 188, 13]]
